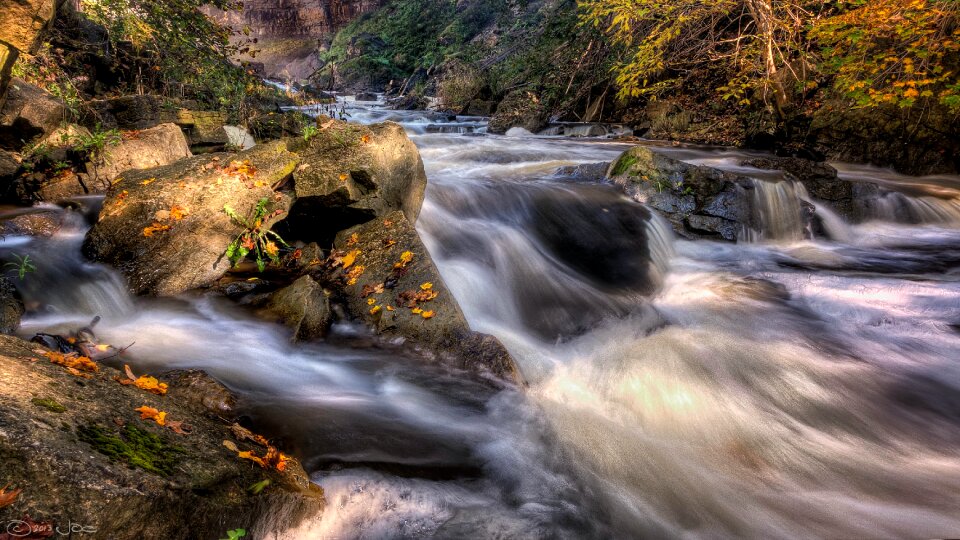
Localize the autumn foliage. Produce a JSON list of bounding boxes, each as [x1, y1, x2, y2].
[[578, 0, 960, 114]]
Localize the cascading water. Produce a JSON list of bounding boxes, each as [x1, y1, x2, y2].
[[4, 101, 960, 538]]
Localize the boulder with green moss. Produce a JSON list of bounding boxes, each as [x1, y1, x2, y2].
[[83, 140, 299, 295], [0, 334, 323, 539]]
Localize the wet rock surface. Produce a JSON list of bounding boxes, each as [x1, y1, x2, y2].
[[261, 275, 332, 341], [332, 210, 521, 382], [0, 334, 322, 540]]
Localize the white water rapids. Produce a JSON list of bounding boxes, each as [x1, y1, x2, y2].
[[4, 99, 960, 538]]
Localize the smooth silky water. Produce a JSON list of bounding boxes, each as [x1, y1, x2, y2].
[[3, 98, 960, 538]]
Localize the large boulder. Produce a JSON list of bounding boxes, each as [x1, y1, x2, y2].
[[487, 90, 548, 134], [0, 79, 67, 150], [285, 119, 427, 243], [85, 123, 192, 188], [83, 140, 299, 296], [0, 0, 55, 109], [0, 334, 323, 539], [332, 210, 521, 382]]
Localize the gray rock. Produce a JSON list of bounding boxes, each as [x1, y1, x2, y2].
[[0, 277, 24, 333], [0, 78, 66, 151], [263, 275, 332, 341]]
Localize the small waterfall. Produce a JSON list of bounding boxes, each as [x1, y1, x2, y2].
[[741, 179, 810, 242], [864, 190, 960, 225]]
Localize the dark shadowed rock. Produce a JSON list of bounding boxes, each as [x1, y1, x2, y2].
[[262, 275, 332, 341], [0, 277, 24, 333], [284, 119, 426, 243], [0, 208, 63, 237], [83, 140, 299, 296], [333, 211, 521, 382], [87, 94, 170, 130], [0, 79, 66, 151], [487, 90, 548, 134], [0, 334, 323, 540]]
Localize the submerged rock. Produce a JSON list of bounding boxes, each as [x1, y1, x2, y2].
[[83, 140, 299, 296], [0, 334, 323, 539], [284, 118, 427, 242], [333, 210, 521, 382]]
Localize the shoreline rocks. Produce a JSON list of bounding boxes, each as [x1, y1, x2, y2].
[[0, 334, 323, 539]]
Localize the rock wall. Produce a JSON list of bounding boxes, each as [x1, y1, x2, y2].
[[206, 0, 383, 81]]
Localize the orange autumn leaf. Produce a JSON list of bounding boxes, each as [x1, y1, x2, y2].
[[411, 307, 423, 314], [341, 249, 361, 269], [394, 251, 414, 269], [264, 241, 279, 257], [420, 282, 433, 291], [238, 450, 267, 468], [369, 305, 382, 315], [135, 405, 166, 426], [366, 297, 377, 305], [345, 265, 365, 285], [133, 376, 168, 395], [140, 178, 156, 185], [143, 222, 171, 237], [44, 351, 98, 373], [360, 134, 371, 144], [421, 310, 435, 319], [0, 484, 21, 509], [338, 173, 349, 182], [347, 232, 359, 246], [169, 206, 188, 221]]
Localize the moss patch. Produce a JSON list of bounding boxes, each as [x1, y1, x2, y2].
[[31, 397, 67, 413], [611, 152, 639, 176], [77, 423, 185, 476]]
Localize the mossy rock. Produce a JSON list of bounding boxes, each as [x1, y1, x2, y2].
[[77, 423, 184, 476]]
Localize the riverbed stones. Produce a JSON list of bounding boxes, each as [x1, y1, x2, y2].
[[0, 277, 24, 333], [285, 118, 427, 242], [83, 140, 299, 296], [332, 210, 521, 382], [0, 334, 323, 540]]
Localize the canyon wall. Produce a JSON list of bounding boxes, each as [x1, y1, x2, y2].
[[206, 0, 382, 82]]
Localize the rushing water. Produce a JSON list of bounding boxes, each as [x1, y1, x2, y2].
[[3, 98, 960, 538]]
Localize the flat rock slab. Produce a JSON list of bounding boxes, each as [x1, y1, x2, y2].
[[0, 334, 322, 539]]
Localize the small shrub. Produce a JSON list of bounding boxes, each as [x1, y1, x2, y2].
[[224, 198, 290, 272]]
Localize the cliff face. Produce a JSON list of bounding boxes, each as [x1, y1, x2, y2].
[[207, 0, 383, 81]]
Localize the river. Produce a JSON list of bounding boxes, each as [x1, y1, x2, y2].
[[4, 99, 960, 538]]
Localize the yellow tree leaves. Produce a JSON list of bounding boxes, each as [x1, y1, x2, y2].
[[341, 249, 361, 269], [142, 223, 171, 237], [396, 251, 414, 268]]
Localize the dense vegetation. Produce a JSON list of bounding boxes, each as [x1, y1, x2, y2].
[[579, 0, 960, 116]]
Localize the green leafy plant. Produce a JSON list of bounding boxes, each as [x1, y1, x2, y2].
[[220, 528, 246, 540], [224, 198, 290, 272], [302, 124, 319, 142], [74, 125, 122, 162], [4, 254, 36, 280]]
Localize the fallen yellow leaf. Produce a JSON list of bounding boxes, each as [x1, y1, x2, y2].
[[135, 405, 166, 426]]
